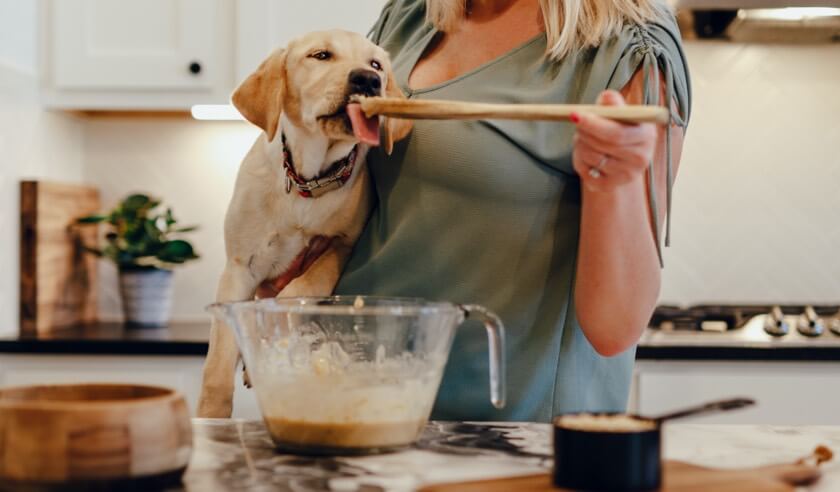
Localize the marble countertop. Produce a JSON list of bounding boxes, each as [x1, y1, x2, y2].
[[179, 419, 840, 491]]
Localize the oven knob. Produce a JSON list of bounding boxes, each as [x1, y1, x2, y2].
[[797, 306, 825, 337], [763, 306, 789, 337], [830, 317, 840, 336]]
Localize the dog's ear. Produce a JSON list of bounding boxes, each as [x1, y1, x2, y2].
[[231, 49, 287, 142], [381, 67, 413, 155]]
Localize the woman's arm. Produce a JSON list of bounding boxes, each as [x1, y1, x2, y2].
[[572, 69, 685, 356]]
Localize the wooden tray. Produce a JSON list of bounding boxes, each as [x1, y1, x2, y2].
[[19, 181, 100, 334], [419, 460, 823, 492]]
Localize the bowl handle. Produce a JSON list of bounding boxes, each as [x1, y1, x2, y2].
[[460, 304, 506, 409]]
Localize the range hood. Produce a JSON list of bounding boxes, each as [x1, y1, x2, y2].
[[673, 0, 840, 40], [676, 0, 839, 7]]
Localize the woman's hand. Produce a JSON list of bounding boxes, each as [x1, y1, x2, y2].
[[571, 90, 656, 193]]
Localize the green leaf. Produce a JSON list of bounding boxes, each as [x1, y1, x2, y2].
[[156, 240, 198, 264], [79, 192, 197, 269], [122, 194, 152, 213], [144, 219, 163, 240], [76, 215, 108, 224]]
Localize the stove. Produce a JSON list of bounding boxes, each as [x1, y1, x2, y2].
[[642, 304, 840, 348]]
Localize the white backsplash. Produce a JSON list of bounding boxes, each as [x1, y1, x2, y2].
[[0, 66, 86, 337], [660, 42, 840, 305], [83, 119, 259, 322], [5, 40, 840, 330]]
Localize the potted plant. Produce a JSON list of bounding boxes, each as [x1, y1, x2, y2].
[[77, 193, 199, 327]]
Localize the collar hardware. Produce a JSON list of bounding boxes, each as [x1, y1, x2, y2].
[[281, 133, 359, 198]]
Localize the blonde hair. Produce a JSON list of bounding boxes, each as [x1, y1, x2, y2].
[[426, 0, 670, 60]]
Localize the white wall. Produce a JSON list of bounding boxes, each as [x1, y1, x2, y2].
[[0, 1, 88, 336], [83, 118, 259, 321], [660, 42, 840, 305], [0, 0, 38, 74], [0, 68, 86, 337]]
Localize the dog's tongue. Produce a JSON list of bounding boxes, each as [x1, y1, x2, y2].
[[347, 103, 380, 146]]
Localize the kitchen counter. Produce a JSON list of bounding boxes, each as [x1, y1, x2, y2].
[[180, 419, 840, 491], [3, 321, 840, 361], [0, 322, 209, 355], [638, 325, 840, 361]]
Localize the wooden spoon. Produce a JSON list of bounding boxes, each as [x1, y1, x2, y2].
[[353, 95, 671, 125]]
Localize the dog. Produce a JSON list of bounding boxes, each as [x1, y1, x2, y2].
[[197, 30, 412, 418]]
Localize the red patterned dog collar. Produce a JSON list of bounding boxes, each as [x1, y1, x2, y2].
[[282, 133, 359, 198]]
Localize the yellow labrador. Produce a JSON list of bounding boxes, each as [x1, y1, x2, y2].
[[197, 30, 412, 418]]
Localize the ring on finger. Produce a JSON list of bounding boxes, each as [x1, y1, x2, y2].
[[588, 155, 610, 179]]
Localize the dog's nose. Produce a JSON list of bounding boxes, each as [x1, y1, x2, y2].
[[348, 69, 382, 96]]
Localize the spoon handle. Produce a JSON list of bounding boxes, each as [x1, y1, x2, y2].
[[652, 397, 756, 424], [355, 96, 671, 125]]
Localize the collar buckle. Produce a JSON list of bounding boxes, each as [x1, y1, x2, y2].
[[281, 133, 358, 199]]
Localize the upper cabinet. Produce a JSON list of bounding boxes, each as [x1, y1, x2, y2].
[[40, 0, 387, 110], [235, 0, 388, 82]]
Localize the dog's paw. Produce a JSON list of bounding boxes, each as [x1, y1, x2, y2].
[[243, 366, 252, 388]]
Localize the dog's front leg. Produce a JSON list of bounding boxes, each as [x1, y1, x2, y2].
[[198, 262, 259, 418], [279, 243, 353, 298]]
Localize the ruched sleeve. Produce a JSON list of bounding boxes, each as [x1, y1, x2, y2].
[[606, 19, 692, 264]]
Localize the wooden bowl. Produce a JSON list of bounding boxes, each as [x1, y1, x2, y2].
[[0, 383, 192, 490]]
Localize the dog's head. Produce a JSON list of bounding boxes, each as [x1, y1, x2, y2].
[[232, 29, 412, 154]]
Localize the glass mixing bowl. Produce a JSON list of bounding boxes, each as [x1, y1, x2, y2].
[[207, 296, 505, 455]]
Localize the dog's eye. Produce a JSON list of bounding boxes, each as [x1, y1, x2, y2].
[[309, 50, 332, 61], [370, 60, 383, 71]]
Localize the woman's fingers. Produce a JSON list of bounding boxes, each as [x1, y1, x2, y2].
[[575, 132, 652, 171], [574, 113, 654, 147], [571, 89, 659, 192], [573, 136, 636, 191], [574, 90, 655, 147], [596, 89, 625, 106]]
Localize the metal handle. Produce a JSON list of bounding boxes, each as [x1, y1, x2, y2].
[[460, 304, 506, 409], [651, 397, 755, 424]]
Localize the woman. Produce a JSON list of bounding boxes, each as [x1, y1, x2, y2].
[[336, 0, 690, 421]]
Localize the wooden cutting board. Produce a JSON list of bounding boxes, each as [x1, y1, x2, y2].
[[419, 461, 822, 492], [19, 181, 100, 334]]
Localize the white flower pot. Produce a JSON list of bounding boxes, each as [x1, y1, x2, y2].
[[119, 269, 174, 327]]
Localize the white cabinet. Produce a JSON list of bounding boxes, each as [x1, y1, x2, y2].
[[42, 0, 235, 109], [52, 0, 217, 90], [39, 0, 388, 109], [0, 354, 261, 419], [235, 0, 388, 82], [632, 360, 840, 425]]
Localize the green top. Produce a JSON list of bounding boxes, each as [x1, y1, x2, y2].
[[336, 0, 691, 421]]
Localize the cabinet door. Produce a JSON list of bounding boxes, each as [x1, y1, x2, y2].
[[636, 360, 840, 425], [236, 0, 387, 82], [51, 0, 220, 90]]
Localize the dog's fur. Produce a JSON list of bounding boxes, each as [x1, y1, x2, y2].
[[197, 30, 412, 418]]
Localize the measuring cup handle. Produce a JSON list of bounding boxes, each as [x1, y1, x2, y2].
[[460, 304, 506, 409]]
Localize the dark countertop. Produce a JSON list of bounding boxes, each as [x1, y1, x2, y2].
[[3, 322, 840, 361], [0, 322, 209, 355]]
